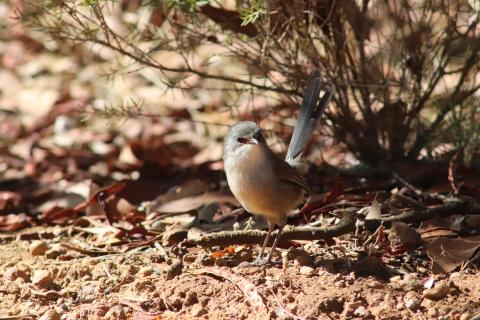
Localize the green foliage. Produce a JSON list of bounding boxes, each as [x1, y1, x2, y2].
[[239, 0, 264, 26], [167, 0, 209, 13]]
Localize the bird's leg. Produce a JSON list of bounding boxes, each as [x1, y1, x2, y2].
[[264, 224, 285, 265], [255, 223, 274, 263]]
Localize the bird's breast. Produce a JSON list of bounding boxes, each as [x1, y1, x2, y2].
[[224, 145, 303, 224]]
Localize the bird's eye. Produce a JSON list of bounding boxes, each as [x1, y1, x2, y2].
[[237, 137, 247, 144]]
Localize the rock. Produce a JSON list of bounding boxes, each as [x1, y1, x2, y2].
[[4, 266, 29, 282], [420, 298, 434, 308], [191, 303, 207, 317], [38, 309, 60, 320], [45, 248, 62, 259], [105, 305, 125, 319], [214, 257, 227, 267], [459, 312, 472, 320], [422, 282, 449, 300], [139, 267, 153, 277], [402, 273, 421, 290], [403, 291, 420, 311], [354, 306, 370, 318], [29, 240, 48, 256], [286, 248, 313, 267], [427, 307, 439, 318], [162, 228, 188, 246], [299, 266, 315, 275], [32, 270, 53, 288]]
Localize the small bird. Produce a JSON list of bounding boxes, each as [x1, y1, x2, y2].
[[223, 69, 335, 264]]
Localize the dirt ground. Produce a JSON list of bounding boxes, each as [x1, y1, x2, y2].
[[0, 226, 478, 320]]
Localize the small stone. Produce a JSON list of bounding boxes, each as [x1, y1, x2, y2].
[[139, 267, 153, 277], [422, 282, 449, 300], [32, 270, 53, 288], [417, 266, 427, 273], [286, 248, 313, 267], [402, 273, 421, 290], [191, 303, 207, 317], [29, 240, 48, 256], [300, 266, 314, 275], [403, 291, 420, 310], [459, 312, 472, 320], [38, 309, 60, 320], [4, 266, 29, 282], [105, 305, 125, 319], [354, 306, 370, 317], [420, 298, 434, 308], [162, 228, 188, 246], [367, 280, 383, 289], [389, 275, 402, 283], [214, 257, 227, 267], [427, 307, 439, 318], [45, 249, 62, 259]]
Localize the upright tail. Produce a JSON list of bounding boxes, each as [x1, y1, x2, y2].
[[285, 69, 335, 167]]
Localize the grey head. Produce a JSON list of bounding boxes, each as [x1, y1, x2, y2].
[[223, 121, 265, 159]]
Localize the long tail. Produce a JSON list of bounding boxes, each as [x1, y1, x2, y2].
[[285, 69, 335, 167]]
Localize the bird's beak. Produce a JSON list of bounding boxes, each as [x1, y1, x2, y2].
[[247, 138, 258, 145]]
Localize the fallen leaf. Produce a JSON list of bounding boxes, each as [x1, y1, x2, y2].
[[388, 221, 422, 248], [426, 236, 480, 273], [157, 192, 239, 214]]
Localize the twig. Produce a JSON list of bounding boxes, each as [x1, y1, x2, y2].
[[184, 214, 355, 248], [365, 198, 480, 230]]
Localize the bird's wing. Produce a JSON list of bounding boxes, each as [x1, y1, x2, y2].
[[271, 151, 310, 193]]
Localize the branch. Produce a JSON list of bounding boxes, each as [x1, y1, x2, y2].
[[183, 214, 355, 248], [365, 198, 480, 230]]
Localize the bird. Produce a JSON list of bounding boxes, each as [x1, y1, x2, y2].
[[223, 69, 335, 265]]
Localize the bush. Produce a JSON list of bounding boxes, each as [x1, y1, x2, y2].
[[20, 0, 480, 166]]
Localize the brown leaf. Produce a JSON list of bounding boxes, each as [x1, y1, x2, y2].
[[388, 221, 422, 248], [157, 192, 239, 214], [426, 236, 480, 274]]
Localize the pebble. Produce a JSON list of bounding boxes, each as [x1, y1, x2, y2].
[[300, 266, 315, 275], [191, 303, 207, 317], [162, 228, 188, 246], [38, 309, 60, 320], [286, 248, 313, 267], [29, 240, 48, 256], [422, 282, 449, 300], [139, 267, 153, 277], [403, 291, 420, 311], [105, 305, 125, 319], [45, 248, 63, 259], [427, 307, 439, 318], [402, 273, 421, 290], [354, 306, 370, 318], [459, 312, 472, 320], [214, 257, 227, 267], [32, 270, 53, 288], [4, 266, 29, 282]]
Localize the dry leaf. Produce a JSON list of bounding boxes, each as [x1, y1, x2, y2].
[[426, 236, 480, 274]]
